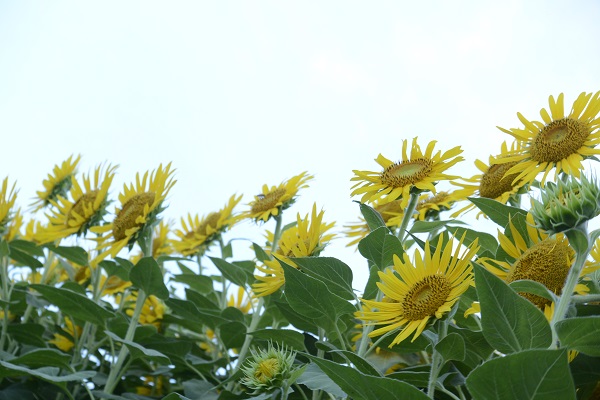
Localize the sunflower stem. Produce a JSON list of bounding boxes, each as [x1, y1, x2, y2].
[[22, 250, 56, 323], [312, 328, 326, 400], [572, 294, 600, 303], [396, 192, 420, 243], [0, 253, 10, 351], [104, 289, 147, 394], [271, 214, 283, 253], [356, 289, 384, 358], [427, 320, 448, 399], [550, 224, 591, 348]]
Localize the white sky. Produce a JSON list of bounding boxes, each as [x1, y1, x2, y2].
[[1, 1, 600, 290]]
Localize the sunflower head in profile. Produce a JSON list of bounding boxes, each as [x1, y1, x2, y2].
[[351, 137, 464, 208], [414, 190, 463, 221], [0, 177, 18, 237], [31, 155, 81, 211], [172, 194, 242, 257], [253, 204, 335, 297], [92, 163, 176, 259], [479, 214, 592, 311], [244, 172, 313, 223], [452, 141, 529, 217], [495, 91, 600, 186], [358, 234, 479, 346], [36, 164, 117, 244]]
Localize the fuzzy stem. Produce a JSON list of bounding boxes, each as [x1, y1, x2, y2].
[[396, 192, 420, 243], [427, 320, 448, 399]]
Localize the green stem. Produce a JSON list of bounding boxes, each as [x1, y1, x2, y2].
[[427, 321, 448, 399], [22, 251, 56, 323], [312, 328, 326, 400], [396, 192, 420, 243], [104, 289, 147, 394], [356, 290, 383, 357], [550, 225, 592, 348], [572, 294, 600, 303], [0, 254, 10, 350], [271, 214, 283, 253]]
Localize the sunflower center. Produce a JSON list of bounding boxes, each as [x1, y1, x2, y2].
[[251, 188, 286, 214], [254, 358, 279, 383], [402, 274, 451, 320], [381, 158, 433, 188], [113, 192, 156, 241], [199, 212, 221, 236], [531, 118, 589, 163], [479, 162, 520, 199], [67, 190, 99, 224], [506, 238, 571, 308]]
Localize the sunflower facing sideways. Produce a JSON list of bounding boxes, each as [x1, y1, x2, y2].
[[93, 163, 176, 259], [451, 141, 529, 217], [36, 164, 117, 244], [172, 194, 242, 257], [243, 172, 313, 223], [0, 177, 18, 237], [351, 137, 464, 208], [31, 155, 81, 211], [495, 91, 600, 185], [253, 204, 335, 297], [358, 234, 479, 346]]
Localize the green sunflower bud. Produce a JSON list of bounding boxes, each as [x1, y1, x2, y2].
[[531, 175, 600, 234], [240, 342, 297, 394]]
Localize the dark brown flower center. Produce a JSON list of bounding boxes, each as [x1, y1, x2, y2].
[[251, 188, 286, 214], [113, 192, 156, 241], [402, 274, 451, 320], [67, 190, 99, 224], [381, 158, 433, 188], [531, 118, 589, 163], [479, 162, 520, 199]]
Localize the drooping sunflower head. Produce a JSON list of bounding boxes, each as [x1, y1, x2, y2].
[[480, 214, 580, 308], [452, 141, 528, 217], [0, 177, 18, 237], [31, 155, 81, 211], [351, 137, 464, 208], [92, 163, 176, 259], [123, 292, 165, 329], [358, 234, 479, 346], [495, 91, 600, 186], [244, 172, 313, 223], [240, 342, 297, 393], [36, 164, 117, 244], [414, 190, 462, 221], [172, 194, 242, 257]]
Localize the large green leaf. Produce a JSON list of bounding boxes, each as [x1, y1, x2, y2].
[[44, 245, 89, 266], [172, 274, 215, 295], [296, 363, 346, 398], [410, 219, 465, 234], [449, 226, 498, 257], [281, 262, 354, 336], [165, 298, 227, 329], [466, 349, 575, 400], [468, 197, 527, 229], [250, 329, 307, 351], [362, 263, 380, 300], [357, 201, 387, 231], [209, 256, 252, 287], [435, 332, 466, 363], [8, 349, 72, 370], [474, 264, 551, 353], [556, 316, 600, 356], [105, 331, 170, 364], [129, 257, 169, 299], [291, 257, 355, 300], [358, 227, 404, 270], [305, 355, 430, 400], [29, 284, 114, 326], [509, 279, 556, 303]]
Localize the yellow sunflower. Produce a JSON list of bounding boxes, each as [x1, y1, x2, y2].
[[100, 275, 132, 296], [92, 163, 176, 259], [3, 209, 23, 242], [123, 292, 165, 329], [31, 154, 81, 211], [36, 164, 117, 244], [172, 194, 242, 256], [452, 141, 528, 217], [413, 190, 463, 221], [496, 91, 600, 185], [253, 204, 335, 297], [351, 137, 464, 208], [479, 214, 593, 310], [0, 177, 18, 237], [358, 234, 479, 346], [244, 172, 313, 222], [228, 285, 257, 314]]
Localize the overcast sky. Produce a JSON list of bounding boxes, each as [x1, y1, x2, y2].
[[1, 1, 600, 289]]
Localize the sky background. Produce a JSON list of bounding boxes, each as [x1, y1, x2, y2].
[[1, 1, 600, 290]]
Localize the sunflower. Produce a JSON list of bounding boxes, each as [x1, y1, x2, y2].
[[172, 194, 242, 256], [244, 172, 313, 222], [92, 163, 176, 259], [253, 204, 335, 297], [414, 190, 463, 221], [228, 285, 257, 314], [479, 214, 593, 309], [31, 155, 81, 211], [451, 141, 529, 217], [100, 274, 132, 296], [343, 199, 405, 247], [3, 209, 23, 242], [36, 164, 117, 244], [351, 137, 464, 208], [496, 91, 600, 186], [358, 234, 478, 346], [122, 292, 165, 329], [0, 177, 18, 237]]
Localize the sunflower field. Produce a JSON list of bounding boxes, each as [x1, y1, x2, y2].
[[1, 91, 600, 399]]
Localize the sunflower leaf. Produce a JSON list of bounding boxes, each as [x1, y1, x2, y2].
[[291, 257, 355, 300], [209, 256, 252, 288], [44, 245, 89, 266], [509, 279, 557, 303], [435, 332, 466, 363], [556, 316, 600, 356], [358, 227, 404, 270], [448, 226, 498, 257], [473, 263, 552, 353], [129, 257, 169, 299], [468, 197, 527, 230], [466, 349, 575, 400], [356, 201, 387, 231]]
